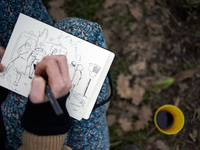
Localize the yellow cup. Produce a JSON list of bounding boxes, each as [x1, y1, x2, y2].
[[154, 104, 185, 135]]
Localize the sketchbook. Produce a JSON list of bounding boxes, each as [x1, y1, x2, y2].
[[0, 13, 115, 120]]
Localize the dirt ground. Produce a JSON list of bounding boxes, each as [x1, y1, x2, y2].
[[47, 0, 200, 150]]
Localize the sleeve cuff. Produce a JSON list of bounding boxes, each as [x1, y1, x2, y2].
[[20, 93, 73, 135]]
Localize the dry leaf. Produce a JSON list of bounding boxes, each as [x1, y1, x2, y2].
[[145, 18, 163, 34], [117, 74, 132, 99], [131, 84, 145, 105], [129, 60, 146, 76], [126, 105, 139, 116], [103, 0, 117, 8], [107, 115, 116, 127], [189, 129, 198, 142], [118, 101, 139, 119], [118, 118, 133, 132], [134, 105, 152, 131], [147, 136, 156, 143], [189, 133, 196, 142], [174, 69, 197, 84], [128, 3, 143, 21], [155, 140, 170, 150], [173, 97, 180, 106], [145, 0, 155, 8]]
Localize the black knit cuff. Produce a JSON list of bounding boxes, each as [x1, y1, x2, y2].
[[20, 93, 73, 136]]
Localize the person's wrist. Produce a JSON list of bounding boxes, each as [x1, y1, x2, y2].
[[21, 93, 73, 135]]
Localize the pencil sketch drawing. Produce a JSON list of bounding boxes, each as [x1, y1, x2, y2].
[[83, 63, 101, 97], [0, 27, 101, 109]]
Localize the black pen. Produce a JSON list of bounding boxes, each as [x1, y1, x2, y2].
[[34, 64, 63, 115], [45, 82, 63, 115]]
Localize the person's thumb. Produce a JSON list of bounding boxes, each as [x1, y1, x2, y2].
[[29, 75, 46, 103], [0, 46, 5, 72]]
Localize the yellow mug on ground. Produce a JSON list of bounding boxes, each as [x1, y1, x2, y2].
[[154, 104, 184, 135]]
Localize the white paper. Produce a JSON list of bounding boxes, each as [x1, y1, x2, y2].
[[0, 13, 115, 120]]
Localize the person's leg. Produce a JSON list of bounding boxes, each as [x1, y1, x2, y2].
[[1, 93, 27, 149], [54, 18, 110, 149], [0, 0, 53, 48], [0, 0, 53, 149], [66, 77, 110, 149]]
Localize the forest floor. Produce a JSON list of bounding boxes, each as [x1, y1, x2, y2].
[[46, 0, 200, 149]]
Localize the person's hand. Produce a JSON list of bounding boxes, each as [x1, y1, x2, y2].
[[29, 55, 72, 103], [0, 46, 5, 72]]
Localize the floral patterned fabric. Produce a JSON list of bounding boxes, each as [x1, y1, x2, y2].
[[0, 0, 110, 149]]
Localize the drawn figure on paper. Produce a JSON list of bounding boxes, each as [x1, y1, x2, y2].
[[72, 41, 81, 61], [68, 61, 85, 107], [66, 39, 81, 61], [83, 63, 101, 97], [27, 42, 47, 78], [69, 61, 83, 94], [36, 28, 48, 47], [68, 61, 77, 81], [6, 39, 34, 86], [27, 29, 48, 78], [49, 43, 68, 56], [71, 64, 83, 90]]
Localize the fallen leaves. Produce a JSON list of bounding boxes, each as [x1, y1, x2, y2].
[[131, 84, 146, 105], [147, 136, 171, 150], [116, 73, 150, 132], [134, 105, 152, 131], [117, 74, 132, 99], [155, 140, 170, 150], [145, 18, 163, 35], [129, 60, 146, 76], [107, 115, 116, 127], [103, 0, 117, 9], [173, 97, 180, 106], [174, 69, 198, 84], [189, 129, 198, 142], [116, 103, 152, 132], [118, 118, 133, 132], [116, 73, 146, 106], [127, 2, 143, 21], [116, 101, 138, 132]]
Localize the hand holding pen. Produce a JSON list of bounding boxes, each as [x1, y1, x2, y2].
[[29, 55, 72, 112]]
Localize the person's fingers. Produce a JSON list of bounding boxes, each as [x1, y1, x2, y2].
[[0, 64, 3, 72], [34, 55, 71, 99], [29, 76, 46, 103], [52, 55, 71, 91], [35, 55, 69, 80], [35, 58, 62, 81], [0, 46, 5, 58], [55, 55, 70, 82], [0, 46, 5, 72]]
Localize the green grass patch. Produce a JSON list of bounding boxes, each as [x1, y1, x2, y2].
[[109, 125, 153, 150], [182, 59, 198, 71], [64, 0, 105, 21], [142, 90, 161, 105], [110, 11, 134, 27]]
